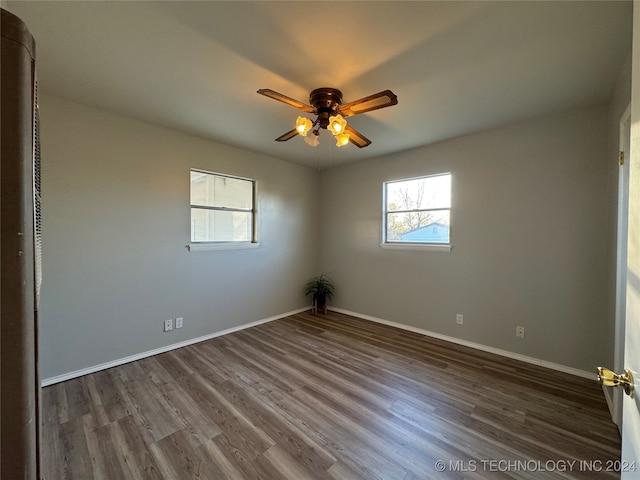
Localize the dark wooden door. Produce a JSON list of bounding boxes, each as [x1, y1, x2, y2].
[[1, 8, 40, 480]]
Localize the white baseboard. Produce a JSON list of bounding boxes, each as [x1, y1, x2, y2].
[[43, 306, 596, 386], [41, 307, 309, 387], [329, 307, 595, 380]]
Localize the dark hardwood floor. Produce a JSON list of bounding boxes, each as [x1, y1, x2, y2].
[[41, 311, 621, 479]]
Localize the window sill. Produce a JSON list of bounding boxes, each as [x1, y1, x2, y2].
[[380, 243, 452, 252], [188, 242, 260, 252]]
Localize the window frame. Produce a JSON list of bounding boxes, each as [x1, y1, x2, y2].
[[381, 172, 452, 251], [189, 169, 257, 249]]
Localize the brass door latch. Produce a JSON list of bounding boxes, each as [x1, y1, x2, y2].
[[597, 367, 634, 396]]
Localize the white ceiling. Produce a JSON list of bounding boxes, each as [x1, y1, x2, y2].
[[5, 1, 632, 168]]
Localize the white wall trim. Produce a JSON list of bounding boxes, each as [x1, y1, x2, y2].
[[43, 305, 596, 386], [41, 307, 309, 386], [329, 307, 595, 380], [380, 243, 452, 252], [187, 242, 260, 252]]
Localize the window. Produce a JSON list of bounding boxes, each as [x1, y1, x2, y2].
[[383, 173, 451, 246], [190, 169, 256, 243]]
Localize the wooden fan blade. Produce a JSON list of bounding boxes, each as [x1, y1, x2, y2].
[[257, 89, 315, 113], [275, 128, 299, 142], [339, 90, 398, 117], [345, 125, 372, 148]]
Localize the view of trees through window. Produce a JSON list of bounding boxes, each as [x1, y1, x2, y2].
[[384, 173, 451, 244]]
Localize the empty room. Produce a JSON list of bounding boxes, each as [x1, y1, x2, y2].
[[2, 1, 640, 479]]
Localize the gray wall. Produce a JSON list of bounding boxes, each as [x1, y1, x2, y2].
[[39, 94, 319, 380], [319, 105, 613, 372], [40, 92, 628, 379]]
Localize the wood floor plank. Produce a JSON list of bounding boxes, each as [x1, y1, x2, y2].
[[85, 375, 111, 427], [91, 369, 128, 423], [63, 376, 91, 418], [148, 429, 224, 480], [41, 386, 65, 480], [49, 382, 69, 425], [107, 415, 164, 480], [181, 374, 276, 459], [215, 379, 337, 474], [157, 382, 223, 448], [326, 459, 382, 480], [119, 377, 184, 442], [198, 437, 248, 480], [54, 414, 95, 479], [210, 431, 281, 480], [259, 444, 331, 480], [41, 311, 621, 479], [82, 414, 126, 480]]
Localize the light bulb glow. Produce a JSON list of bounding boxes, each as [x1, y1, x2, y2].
[[328, 114, 347, 136], [295, 116, 312, 136], [335, 132, 350, 147]]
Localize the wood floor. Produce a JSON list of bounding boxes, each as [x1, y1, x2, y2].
[[41, 311, 621, 480]]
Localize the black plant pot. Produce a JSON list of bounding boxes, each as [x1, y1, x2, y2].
[[313, 294, 328, 315]]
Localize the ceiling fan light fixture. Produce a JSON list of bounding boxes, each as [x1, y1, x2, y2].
[[335, 132, 350, 147], [327, 114, 347, 136], [258, 87, 397, 149], [304, 133, 320, 147], [295, 116, 312, 136]]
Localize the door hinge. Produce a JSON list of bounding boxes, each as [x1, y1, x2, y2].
[[619, 151, 625, 166]]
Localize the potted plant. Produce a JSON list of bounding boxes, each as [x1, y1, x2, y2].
[[304, 274, 335, 314]]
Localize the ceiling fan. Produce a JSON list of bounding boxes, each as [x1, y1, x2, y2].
[[257, 87, 398, 148]]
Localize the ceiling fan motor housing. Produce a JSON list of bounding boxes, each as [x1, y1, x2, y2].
[[310, 88, 343, 129]]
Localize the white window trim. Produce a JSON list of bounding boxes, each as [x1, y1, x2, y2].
[[190, 169, 257, 244], [380, 242, 452, 252], [187, 242, 260, 252], [382, 172, 452, 250]]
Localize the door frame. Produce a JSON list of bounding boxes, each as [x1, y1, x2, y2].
[[611, 103, 632, 429]]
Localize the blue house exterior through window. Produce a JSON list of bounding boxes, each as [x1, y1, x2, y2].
[[399, 222, 450, 243]]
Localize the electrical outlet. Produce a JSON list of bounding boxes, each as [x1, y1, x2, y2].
[[175, 317, 183, 329], [164, 319, 173, 332], [456, 314, 464, 325], [516, 326, 525, 338]]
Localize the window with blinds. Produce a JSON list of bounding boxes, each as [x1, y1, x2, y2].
[[190, 169, 256, 243]]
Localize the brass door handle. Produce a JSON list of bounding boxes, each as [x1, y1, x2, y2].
[[597, 367, 634, 396]]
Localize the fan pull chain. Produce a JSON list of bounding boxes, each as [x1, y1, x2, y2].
[[329, 138, 333, 170]]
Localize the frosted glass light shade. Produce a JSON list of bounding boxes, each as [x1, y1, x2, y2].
[[335, 132, 350, 147], [295, 116, 312, 136], [304, 134, 320, 147], [327, 114, 347, 135]]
